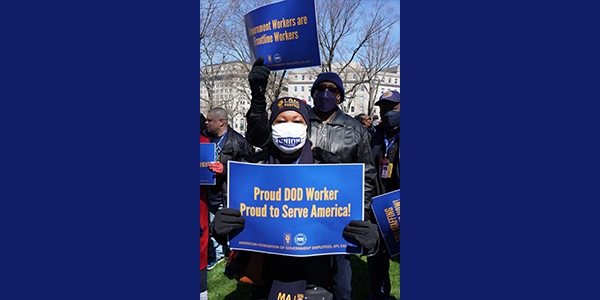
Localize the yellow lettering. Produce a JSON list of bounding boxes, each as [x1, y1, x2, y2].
[[385, 207, 400, 241], [282, 205, 308, 218], [310, 204, 350, 218], [240, 204, 268, 217], [297, 16, 308, 25], [253, 188, 282, 201], [305, 187, 339, 201]]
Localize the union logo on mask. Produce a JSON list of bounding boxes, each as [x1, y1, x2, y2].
[[271, 123, 307, 154], [277, 137, 302, 148]]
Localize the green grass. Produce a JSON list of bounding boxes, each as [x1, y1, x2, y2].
[[207, 255, 399, 299]]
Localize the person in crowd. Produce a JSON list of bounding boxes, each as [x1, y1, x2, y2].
[[371, 115, 380, 127], [200, 141, 209, 300], [244, 58, 377, 300], [200, 113, 210, 300], [202, 107, 254, 269], [212, 97, 379, 300], [371, 91, 400, 194], [368, 90, 400, 300], [355, 113, 376, 138]]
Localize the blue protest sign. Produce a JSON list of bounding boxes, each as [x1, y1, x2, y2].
[[371, 190, 400, 257], [227, 161, 364, 256], [244, 0, 321, 70], [200, 143, 216, 185]]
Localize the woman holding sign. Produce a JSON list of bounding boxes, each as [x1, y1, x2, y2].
[[212, 95, 379, 300], [244, 58, 378, 299]]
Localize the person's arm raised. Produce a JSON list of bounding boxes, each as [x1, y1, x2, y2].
[[245, 57, 271, 148]]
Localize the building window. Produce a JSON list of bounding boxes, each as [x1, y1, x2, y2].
[[302, 75, 305, 80], [294, 86, 297, 92], [295, 75, 298, 80], [301, 86, 305, 92], [350, 106, 355, 112], [352, 73, 356, 79]]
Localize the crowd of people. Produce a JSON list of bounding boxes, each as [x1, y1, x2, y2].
[[201, 58, 400, 300]]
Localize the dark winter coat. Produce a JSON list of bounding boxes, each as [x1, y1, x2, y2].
[[371, 123, 400, 195]]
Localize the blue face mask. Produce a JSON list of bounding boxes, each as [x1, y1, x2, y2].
[[313, 91, 338, 113], [382, 110, 400, 129]]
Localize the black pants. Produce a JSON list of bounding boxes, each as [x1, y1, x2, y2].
[[200, 268, 207, 292], [208, 203, 229, 262], [367, 246, 391, 299], [332, 255, 352, 300]]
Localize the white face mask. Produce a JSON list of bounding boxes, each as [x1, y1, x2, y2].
[[271, 122, 307, 154]]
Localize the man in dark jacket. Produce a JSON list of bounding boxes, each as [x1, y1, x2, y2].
[[368, 90, 400, 300], [202, 107, 254, 268], [245, 58, 377, 300], [371, 91, 400, 194], [355, 113, 376, 139]]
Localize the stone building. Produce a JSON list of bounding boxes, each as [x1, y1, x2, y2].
[[201, 61, 400, 134]]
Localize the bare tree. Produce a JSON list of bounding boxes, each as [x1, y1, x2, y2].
[[315, 0, 399, 113], [316, 0, 362, 72], [201, 0, 400, 117], [202, 0, 289, 120], [200, 0, 244, 118], [356, 20, 400, 115]]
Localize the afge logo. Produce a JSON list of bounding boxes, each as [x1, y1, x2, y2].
[[277, 137, 301, 148], [284, 233, 292, 245], [294, 233, 307, 246]]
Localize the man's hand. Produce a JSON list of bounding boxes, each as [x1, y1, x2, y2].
[[343, 220, 379, 252], [207, 162, 223, 175], [248, 57, 270, 99]]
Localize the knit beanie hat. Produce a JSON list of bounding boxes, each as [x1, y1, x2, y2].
[[269, 97, 310, 125], [310, 72, 345, 102]]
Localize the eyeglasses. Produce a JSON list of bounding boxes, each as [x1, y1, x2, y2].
[[316, 84, 340, 94]]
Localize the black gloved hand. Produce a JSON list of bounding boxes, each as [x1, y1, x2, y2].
[[343, 220, 379, 252], [248, 57, 270, 99], [212, 208, 245, 237]]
